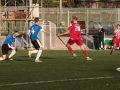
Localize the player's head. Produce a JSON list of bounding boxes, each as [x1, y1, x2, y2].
[[72, 15, 78, 21], [60, 21, 65, 26], [116, 24, 120, 29], [34, 17, 40, 24], [13, 30, 19, 37]]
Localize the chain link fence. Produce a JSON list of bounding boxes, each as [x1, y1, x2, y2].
[[0, 7, 120, 49]]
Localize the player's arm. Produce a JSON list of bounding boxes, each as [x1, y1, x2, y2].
[[8, 44, 16, 50], [27, 30, 30, 37], [99, 28, 102, 32], [57, 30, 69, 36], [114, 30, 119, 38], [42, 30, 50, 34], [114, 32, 118, 38]]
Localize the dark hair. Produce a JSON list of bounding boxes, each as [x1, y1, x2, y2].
[[34, 17, 39, 23]]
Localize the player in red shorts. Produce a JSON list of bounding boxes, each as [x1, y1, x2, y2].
[[57, 15, 92, 60], [110, 24, 120, 54]]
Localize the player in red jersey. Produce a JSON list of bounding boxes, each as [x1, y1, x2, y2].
[[110, 24, 120, 55], [57, 15, 92, 60]]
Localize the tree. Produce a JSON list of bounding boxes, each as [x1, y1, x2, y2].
[[113, 2, 120, 8], [73, 0, 89, 8], [98, 2, 105, 8], [1, 0, 25, 6]]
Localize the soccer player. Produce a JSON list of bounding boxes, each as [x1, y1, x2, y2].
[[28, 17, 50, 62], [110, 24, 120, 55], [0, 30, 19, 61], [57, 15, 92, 60]]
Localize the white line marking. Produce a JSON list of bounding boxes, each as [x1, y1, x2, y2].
[[0, 76, 120, 87]]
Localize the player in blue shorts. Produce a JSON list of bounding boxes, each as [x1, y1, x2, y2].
[[28, 18, 50, 62], [0, 30, 19, 61]]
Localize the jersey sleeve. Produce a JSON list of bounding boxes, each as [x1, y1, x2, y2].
[[39, 26, 43, 31], [68, 24, 72, 31], [114, 30, 119, 38]]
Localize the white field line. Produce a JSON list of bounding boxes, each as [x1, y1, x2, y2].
[[0, 76, 120, 87]]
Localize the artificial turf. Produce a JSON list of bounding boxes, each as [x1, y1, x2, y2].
[[0, 50, 120, 90]]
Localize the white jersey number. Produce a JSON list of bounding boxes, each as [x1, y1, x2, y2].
[[31, 28, 35, 34], [75, 26, 81, 31]]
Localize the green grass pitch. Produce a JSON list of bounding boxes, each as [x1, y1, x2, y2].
[[0, 50, 120, 90]]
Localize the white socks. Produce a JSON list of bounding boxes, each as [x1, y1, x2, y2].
[[8, 50, 16, 58], [31, 50, 38, 54], [35, 50, 42, 60], [0, 57, 3, 61], [30, 50, 42, 60]]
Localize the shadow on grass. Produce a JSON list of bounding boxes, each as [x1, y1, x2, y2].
[[17, 56, 56, 61], [15, 59, 30, 61]]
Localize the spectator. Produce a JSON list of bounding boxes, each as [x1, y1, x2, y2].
[[98, 26, 105, 50], [57, 21, 66, 34]]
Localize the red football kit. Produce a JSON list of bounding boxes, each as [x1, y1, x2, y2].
[[67, 22, 83, 45], [113, 29, 120, 44]]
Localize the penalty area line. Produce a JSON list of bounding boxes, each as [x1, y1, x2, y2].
[[0, 76, 120, 87]]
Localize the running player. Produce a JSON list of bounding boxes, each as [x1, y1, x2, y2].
[[57, 15, 92, 60], [0, 30, 19, 61], [110, 24, 120, 54], [28, 18, 50, 62]]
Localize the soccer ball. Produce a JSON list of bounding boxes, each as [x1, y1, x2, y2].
[[116, 67, 120, 72]]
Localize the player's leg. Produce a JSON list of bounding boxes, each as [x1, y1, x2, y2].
[[76, 39, 92, 60], [110, 38, 117, 55], [0, 44, 9, 61], [101, 38, 105, 50], [35, 47, 42, 62], [28, 40, 40, 57], [8, 48, 17, 60], [66, 39, 76, 59], [32, 39, 43, 62], [28, 50, 38, 57], [99, 38, 101, 49], [79, 45, 92, 60], [66, 43, 74, 55], [0, 54, 7, 61], [110, 44, 116, 55]]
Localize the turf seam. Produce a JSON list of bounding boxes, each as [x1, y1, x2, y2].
[[0, 76, 120, 87]]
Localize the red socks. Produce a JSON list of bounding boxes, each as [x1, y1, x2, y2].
[[67, 46, 74, 55], [67, 46, 89, 58], [83, 50, 88, 57], [111, 46, 114, 53]]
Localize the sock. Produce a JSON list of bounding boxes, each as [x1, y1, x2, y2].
[[35, 50, 42, 60], [31, 50, 38, 54], [67, 46, 74, 55], [83, 50, 88, 58], [8, 50, 16, 58], [0, 57, 3, 61], [111, 46, 114, 52]]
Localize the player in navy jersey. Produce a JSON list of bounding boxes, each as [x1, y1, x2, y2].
[[28, 18, 50, 62], [57, 15, 92, 60], [0, 30, 19, 61]]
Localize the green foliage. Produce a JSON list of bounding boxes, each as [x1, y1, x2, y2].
[[98, 2, 106, 8], [1, 0, 120, 8]]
